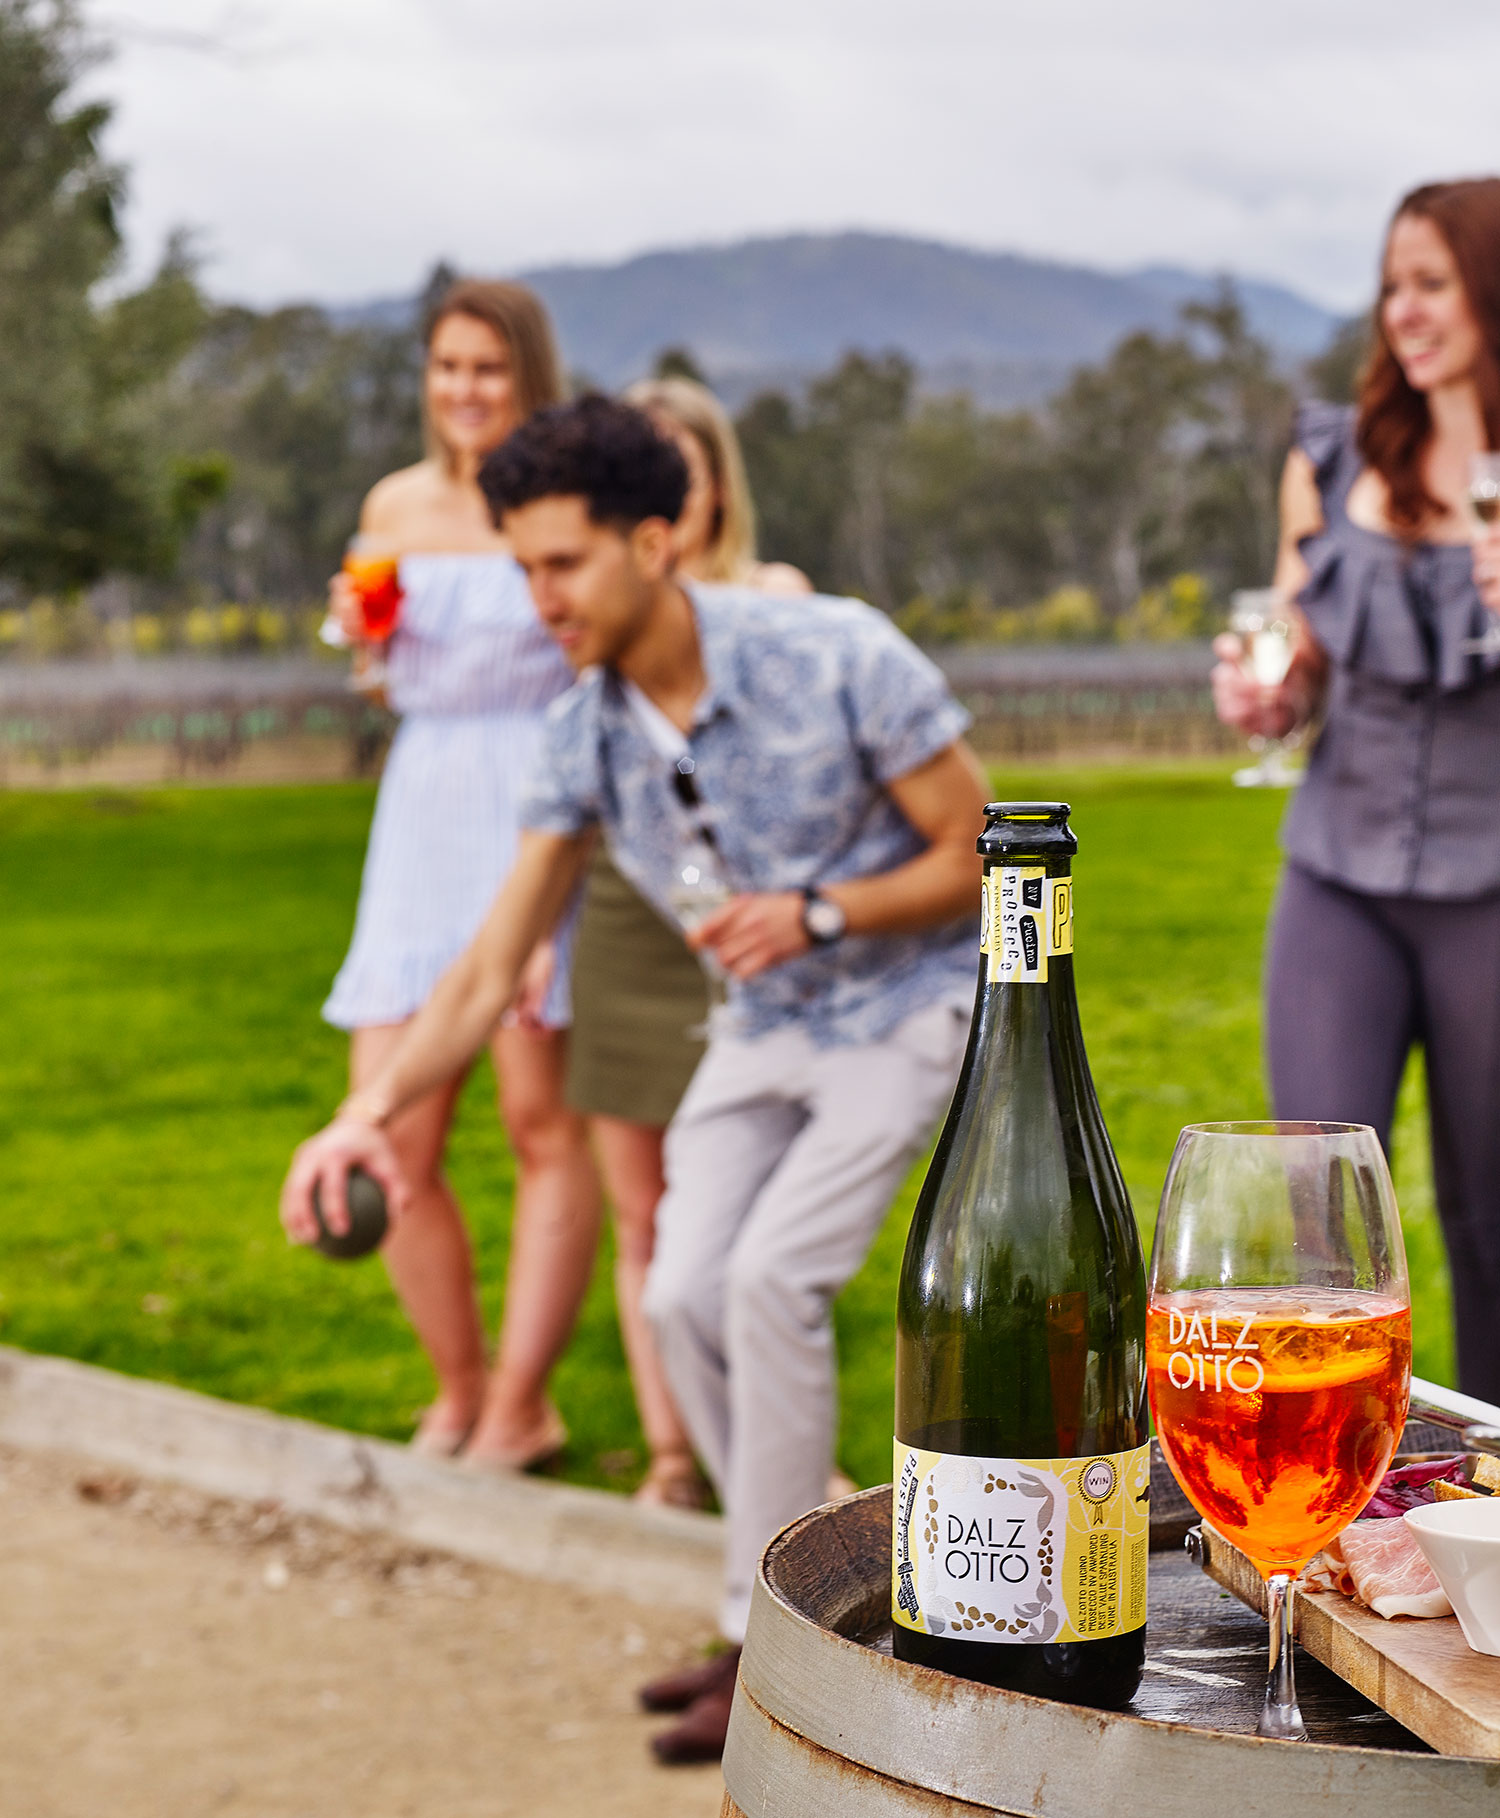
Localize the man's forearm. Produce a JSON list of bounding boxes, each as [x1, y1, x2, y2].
[[818, 742, 988, 937], [345, 945, 516, 1123], [824, 841, 980, 937], [342, 828, 589, 1125]]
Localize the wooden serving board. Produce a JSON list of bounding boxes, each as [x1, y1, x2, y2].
[[1198, 1522, 1500, 1759]]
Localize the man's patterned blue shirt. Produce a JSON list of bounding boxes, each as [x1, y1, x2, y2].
[[520, 584, 980, 1048]]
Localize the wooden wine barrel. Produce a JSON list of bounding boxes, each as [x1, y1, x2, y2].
[[721, 1475, 1500, 1818]]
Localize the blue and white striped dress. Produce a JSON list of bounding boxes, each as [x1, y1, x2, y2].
[[322, 552, 577, 1031]]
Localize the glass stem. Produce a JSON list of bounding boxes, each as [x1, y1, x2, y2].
[[701, 953, 727, 1029], [1258, 1572, 1307, 1741]]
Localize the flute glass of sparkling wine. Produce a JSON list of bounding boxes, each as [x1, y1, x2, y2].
[[1147, 1122, 1411, 1741], [1463, 452, 1500, 657], [1229, 588, 1299, 788]]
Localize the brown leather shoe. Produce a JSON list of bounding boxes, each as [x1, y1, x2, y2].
[[650, 1679, 737, 1765], [638, 1644, 741, 1714]]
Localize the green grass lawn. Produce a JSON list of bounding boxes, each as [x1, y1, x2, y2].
[[0, 771, 1456, 1495]]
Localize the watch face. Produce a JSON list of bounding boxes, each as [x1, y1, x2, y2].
[[805, 896, 846, 941]]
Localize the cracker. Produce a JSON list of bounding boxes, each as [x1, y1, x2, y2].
[[1472, 1454, 1500, 1493], [1434, 1479, 1483, 1501]]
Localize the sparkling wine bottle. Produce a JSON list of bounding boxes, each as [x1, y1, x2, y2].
[[892, 802, 1148, 1707]]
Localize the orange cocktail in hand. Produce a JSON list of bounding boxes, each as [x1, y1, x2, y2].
[[343, 544, 404, 639], [1147, 1286, 1410, 1573]]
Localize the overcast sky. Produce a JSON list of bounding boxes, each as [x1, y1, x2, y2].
[[87, 0, 1500, 312]]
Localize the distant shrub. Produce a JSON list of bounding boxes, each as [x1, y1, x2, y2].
[[1025, 586, 1108, 643], [898, 573, 1224, 647], [10, 598, 97, 657], [895, 589, 998, 644], [898, 584, 1112, 645], [0, 594, 316, 660], [1119, 573, 1218, 642], [132, 614, 165, 654], [185, 607, 217, 648]]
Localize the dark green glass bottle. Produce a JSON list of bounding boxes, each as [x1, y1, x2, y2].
[[892, 803, 1148, 1708]]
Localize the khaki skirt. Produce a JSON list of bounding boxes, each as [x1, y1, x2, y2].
[[565, 849, 708, 1127]]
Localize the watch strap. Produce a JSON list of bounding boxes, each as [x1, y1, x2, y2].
[[801, 885, 847, 944]]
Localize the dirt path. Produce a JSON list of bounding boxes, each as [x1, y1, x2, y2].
[[0, 1446, 725, 1817]]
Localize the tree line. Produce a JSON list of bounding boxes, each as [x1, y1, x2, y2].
[[736, 297, 1357, 642], [0, 0, 1359, 651]]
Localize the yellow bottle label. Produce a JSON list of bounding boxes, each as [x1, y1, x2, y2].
[[892, 1440, 1149, 1643], [980, 867, 1073, 982]]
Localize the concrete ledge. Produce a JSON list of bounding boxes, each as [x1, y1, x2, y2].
[[0, 1345, 722, 1614]]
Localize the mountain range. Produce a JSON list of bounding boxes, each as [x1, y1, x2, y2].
[[336, 231, 1342, 409]]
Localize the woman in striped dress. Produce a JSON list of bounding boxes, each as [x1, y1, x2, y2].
[[323, 280, 599, 1466]]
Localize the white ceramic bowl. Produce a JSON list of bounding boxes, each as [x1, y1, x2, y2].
[[1404, 1498, 1500, 1656]]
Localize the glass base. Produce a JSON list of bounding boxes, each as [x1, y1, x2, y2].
[[1258, 1694, 1308, 1741], [1233, 753, 1300, 789]]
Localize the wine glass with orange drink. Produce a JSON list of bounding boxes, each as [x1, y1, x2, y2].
[[341, 536, 404, 692], [1147, 1122, 1410, 1740]]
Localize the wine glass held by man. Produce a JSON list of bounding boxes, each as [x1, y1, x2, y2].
[[315, 280, 602, 1468], [561, 375, 816, 1512], [1210, 177, 1500, 1401]]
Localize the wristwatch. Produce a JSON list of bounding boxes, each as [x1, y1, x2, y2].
[[801, 886, 848, 946]]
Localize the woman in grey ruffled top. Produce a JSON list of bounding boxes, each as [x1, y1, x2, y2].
[[1214, 177, 1500, 1398]]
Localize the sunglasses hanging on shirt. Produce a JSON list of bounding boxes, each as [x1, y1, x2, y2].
[[620, 680, 731, 935], [671, 754, 721, 853]]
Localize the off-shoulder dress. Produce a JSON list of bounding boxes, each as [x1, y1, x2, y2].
[[323, 552, 577, 1032]]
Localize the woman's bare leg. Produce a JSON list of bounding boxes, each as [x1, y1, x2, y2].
[[352, 1024, 486, 1448], [464, 1024, 603, 1461], [589, 1115, 698, 1473]]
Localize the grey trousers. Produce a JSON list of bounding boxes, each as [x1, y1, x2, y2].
[[1266, 862, 1500, 1401], [643, 1003, 968, 1640]]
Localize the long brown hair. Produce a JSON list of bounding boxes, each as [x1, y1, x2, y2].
[[1357, 178, 1500, 537], [423, 279, 566, 466], [624, 376, 758, 581]]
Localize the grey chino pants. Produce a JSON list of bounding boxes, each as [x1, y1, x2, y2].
[[643, 1001, 968, 1641]]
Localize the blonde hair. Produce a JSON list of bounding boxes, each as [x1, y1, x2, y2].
[[424, 279, 566, 467], [624, 376, 757, 582]]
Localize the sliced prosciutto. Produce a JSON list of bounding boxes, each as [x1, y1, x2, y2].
[[1302, 1454, 1472, 1618], [1316, 1520, 1453, 1619]]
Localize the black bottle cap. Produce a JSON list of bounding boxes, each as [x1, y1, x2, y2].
[[978, 801, 1077, 859]]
